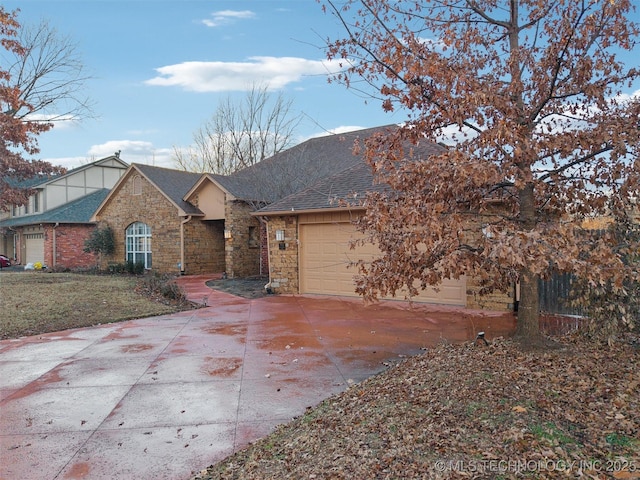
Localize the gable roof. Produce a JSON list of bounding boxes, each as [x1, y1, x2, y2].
[[93, 163, 204, 219], [256, 131, 446, 215], [134, 164, 203, 215], [182, 173, 230, 203], [5, 155, 128, 190], [222, 125, 400, 204], [0, 189, 110, 228]]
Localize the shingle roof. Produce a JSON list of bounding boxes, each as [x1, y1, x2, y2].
[[257, 132, 446, 214], [133, 164, 203, 215], [0, 189, 110, 227], [256, 162, 379, 213], [221, 125, 400, 203], [4, 174, 57, 189]]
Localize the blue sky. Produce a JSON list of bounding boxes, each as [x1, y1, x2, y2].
[[4, 1, 639, 171], [5, 0, 401, 170]]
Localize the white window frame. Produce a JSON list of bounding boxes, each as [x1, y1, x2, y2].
[[125, 222, 152, 268]]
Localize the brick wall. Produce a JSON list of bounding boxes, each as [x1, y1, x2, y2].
[[96, 173, 221, 274], [43, 224, 98, 270], [224, 201, 262, 278], [265, 216, 299, 293]]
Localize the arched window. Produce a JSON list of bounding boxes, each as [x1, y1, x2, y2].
[[132, 175, 142, 195], [125, 222, 152, 268]]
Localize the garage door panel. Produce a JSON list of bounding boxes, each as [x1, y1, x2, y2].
[[300, 222, 466, 306], [24, 233, 45, 265]]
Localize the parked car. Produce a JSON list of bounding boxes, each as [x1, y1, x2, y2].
[[0, 254, 11, 268]]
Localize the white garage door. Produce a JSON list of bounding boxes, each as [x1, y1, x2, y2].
[[24, 233, 45, 265], [299, 221, 466, 306]]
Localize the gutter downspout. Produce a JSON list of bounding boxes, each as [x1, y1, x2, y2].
[[258, 216, 272, 293], [8, 228, 17, 262], [52, 222, 59, 268], [180, 215, 192, 275]]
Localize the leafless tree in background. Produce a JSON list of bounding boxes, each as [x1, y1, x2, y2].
[[1, 18, 93, 124], [173, 83, 303, 174]]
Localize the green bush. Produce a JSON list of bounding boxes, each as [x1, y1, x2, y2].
[[107, 261, 145, 275], [122, 260, 145, 275], [84, 226, 115, 256]]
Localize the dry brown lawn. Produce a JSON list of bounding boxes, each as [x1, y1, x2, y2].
[[0, 271, 191, 339]]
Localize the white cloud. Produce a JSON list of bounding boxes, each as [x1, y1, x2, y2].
[[202, 10, 255, 27], [42, 141, 175, 171], [87, 140, 174, 168], [43, 156, 92, 170], [309, 125, 369, 139], [145, 57, 335, 92], [433, 124, 477, 145]]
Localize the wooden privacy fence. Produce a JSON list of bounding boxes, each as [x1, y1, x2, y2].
[[538, 272, 584, 317], [538, 273, 586, 335]]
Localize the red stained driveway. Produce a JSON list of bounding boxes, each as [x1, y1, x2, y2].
[[0, 275, 515, 479]]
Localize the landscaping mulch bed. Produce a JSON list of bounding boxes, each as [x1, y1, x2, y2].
[[206, 276, 269, 299]]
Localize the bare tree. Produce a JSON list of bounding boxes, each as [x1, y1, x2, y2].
[[174, 83, 302, 174], [1, 8, 65, 211], [322, 0, 640, 347], [1, 17, 93, 124]]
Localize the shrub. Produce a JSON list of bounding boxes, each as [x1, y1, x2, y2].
[[139, 273, 188, 304], [84, 225, 116, 270], [84, 225, 115, 256], [121, 260, 145, 275]]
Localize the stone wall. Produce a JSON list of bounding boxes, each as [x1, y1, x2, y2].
[[43, 224, 98, 270], [183, 219, 225, 274], [96, 173, 221, 274], [224, 200, 262, 278], [265, 216, 299, 293]]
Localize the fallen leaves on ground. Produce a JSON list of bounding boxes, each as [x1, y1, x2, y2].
[[193, 334, 639, 480]]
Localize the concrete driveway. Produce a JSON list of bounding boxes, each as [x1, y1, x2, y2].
[[0, 275, 515, 480]]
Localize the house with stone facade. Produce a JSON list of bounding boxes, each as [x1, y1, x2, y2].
[[255, 129, 515, 311], [92, 163, 224, 275], [91, 126, 399, 278], [91, 162, 275, 277], [0, 155, 128, 269]]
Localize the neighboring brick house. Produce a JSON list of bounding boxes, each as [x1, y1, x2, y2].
[[255, 130, 515, 311], [0, 155, 128, 269]]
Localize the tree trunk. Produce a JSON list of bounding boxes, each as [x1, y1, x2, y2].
[[514, 182, 544, 346], [515, 267, 540, 342]]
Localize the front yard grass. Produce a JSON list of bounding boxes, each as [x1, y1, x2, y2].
[[0, 271, 191, 339]]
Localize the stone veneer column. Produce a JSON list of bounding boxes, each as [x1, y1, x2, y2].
[[265, 216, 298, 294]]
